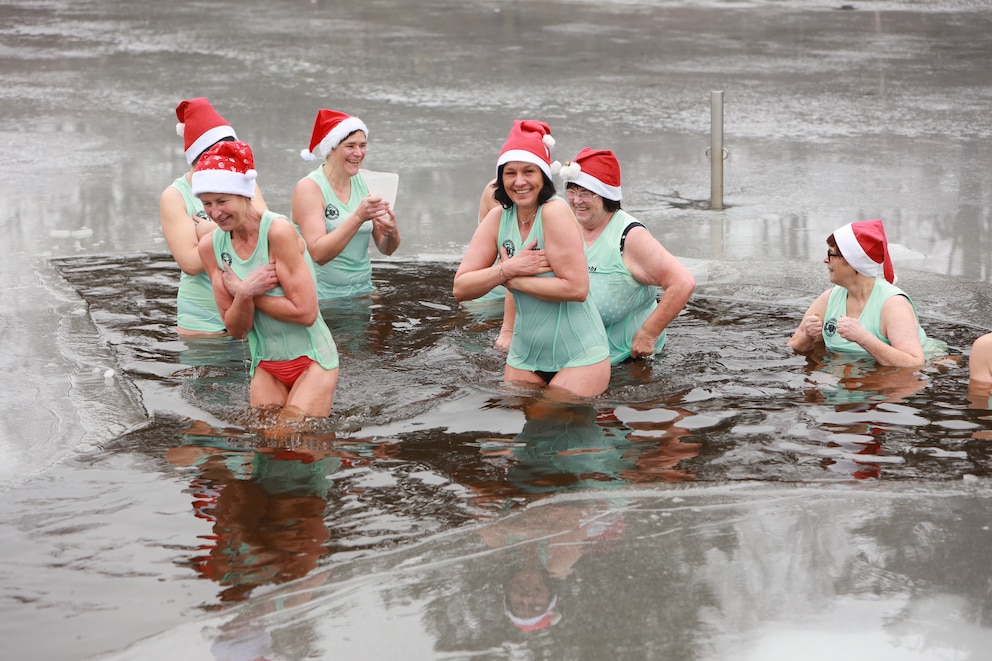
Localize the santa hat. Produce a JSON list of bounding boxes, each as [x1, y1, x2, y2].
[[300, 109, 368, 161], [505, 594, 561, 633], [555, 148, 623, 201], [191, 141, 257, 199], [497, 120, 556, 178], [833, 219, 895, 284], [174, 98, 238, 166]]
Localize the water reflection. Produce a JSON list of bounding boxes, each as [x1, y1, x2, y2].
[[470, 397, 700, 502], [476, 501, 627, 635], [167, 420, 378, 603], [146, 484, 992, 661]]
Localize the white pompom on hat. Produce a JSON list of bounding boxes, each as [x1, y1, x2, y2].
[[191, 140, 258, 199], [833, 219, 895, 284], [497, 119, 556, 179], [175, 97, 238, 166], [557, 147, 622, 201], [300, 108, 368, 161]]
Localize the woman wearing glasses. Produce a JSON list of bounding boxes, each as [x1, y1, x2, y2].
[[557, 148, 696, 364], [788, 219, 945, 366], [454, 121, 611, 398]]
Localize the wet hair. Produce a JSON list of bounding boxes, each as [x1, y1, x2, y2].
[[565, 183, 621, 212], [827, 234, 842, 256], [192, 136, 236, 166], [493, 163, 556, 209]]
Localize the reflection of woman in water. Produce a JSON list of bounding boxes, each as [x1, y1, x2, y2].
[[167, 421, 361, 603], [477, 501, 626, 634], [185, 449, 337, 602], [477, 397, 699, 497]]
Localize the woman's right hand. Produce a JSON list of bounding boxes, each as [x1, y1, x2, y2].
[[802, 314, 823, 340]]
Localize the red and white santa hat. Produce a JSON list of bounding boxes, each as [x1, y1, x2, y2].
[[505, 594, 561, 633], [191, 140, 257, 199], [497, 120, 556, 178], [833, 219, 895, 283], [175, 98, 238, 166], [300, 108, 369, 161], [555, 148, 623, 201]]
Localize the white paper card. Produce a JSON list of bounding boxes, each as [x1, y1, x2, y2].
[[361, 170, 399, 208]]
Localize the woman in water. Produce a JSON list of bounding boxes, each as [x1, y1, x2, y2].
[[194, 141, 339, 421], [788, 219, 946, 366], [291, 108, 399, 301], [159, 97, 266, 337], [453, 120, 610, 398]]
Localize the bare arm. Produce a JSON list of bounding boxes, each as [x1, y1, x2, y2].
[[504, 199, 588, 303], [196, 233, 275, 339], [454, 206, 513, 302], [843, 295, 925, 367], [495, 291, 516, 352], [161, 186, 214, 275], [252, 217, 320, 327], [251, 183, 268, 212], [622, 227, 696, 357], [787, 290, 830, 353], [290, 178, 389, 265], [371, 205, 400, 255], [970, 333, 992, 384], [478, 179, 498, 223]]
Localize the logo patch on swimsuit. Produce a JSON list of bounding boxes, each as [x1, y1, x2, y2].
[[324, 204, 340, 220], [502, 239, 516, 258], [221, 251, 233, 268], [588, 266, 598, 273], [824, 316, 838, 337], [195, 210, 208, 222]]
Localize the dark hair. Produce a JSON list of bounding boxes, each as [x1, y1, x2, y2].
[[192, 136, 236, 166], [493, 163, 556, 209], [565, 183, 621, 212], [333, 129, 366, 150], [827, 234, 840, 255]]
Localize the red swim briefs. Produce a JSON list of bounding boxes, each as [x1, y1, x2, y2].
[[256, 355, 316, 388]]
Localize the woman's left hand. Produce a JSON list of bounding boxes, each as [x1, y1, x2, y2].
[[372, 206, 397, 236], [630, 329, 659, 359], [835, 315, 870, 346]]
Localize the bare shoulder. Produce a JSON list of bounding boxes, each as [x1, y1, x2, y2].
[[267, 214, 298, 240], [540, 197, 574, 223]]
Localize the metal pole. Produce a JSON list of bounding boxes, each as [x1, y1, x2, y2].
[[710, 90, 724, 211]]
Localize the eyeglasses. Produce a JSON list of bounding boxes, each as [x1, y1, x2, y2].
[[566, 187, 596, 201], [826, 250, 842, 260]]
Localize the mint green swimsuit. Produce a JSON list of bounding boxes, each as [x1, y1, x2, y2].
[[498, 200, 610, 373], [296, 167, 375, 300], [822, 278, 947, 358], [585, 210, 664, 364], [211, 211, 339, 375], [170, 176, 225, 333]]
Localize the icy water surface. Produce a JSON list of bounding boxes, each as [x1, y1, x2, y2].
[[4, 0, 992, 658], [4, 254, 990, 661]]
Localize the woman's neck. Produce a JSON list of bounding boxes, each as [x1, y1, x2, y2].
[[845, 274, 877, 302]]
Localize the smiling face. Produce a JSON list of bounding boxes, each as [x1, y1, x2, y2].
[[566, 184, 609, 228], [329, 130, 368, 176], [501, 161, 545, 207], [198, 193, 249, 230]]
